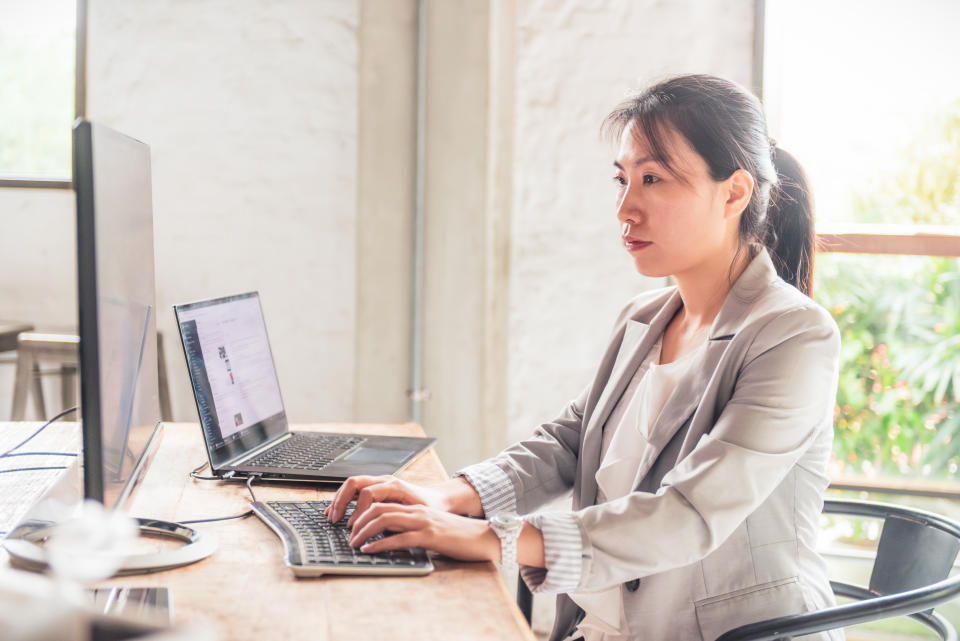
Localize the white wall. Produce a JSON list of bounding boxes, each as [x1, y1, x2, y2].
[[0, 188, 76, 420], [84, 0, 359, 423], [1, 1, 756, 485], [503, 1, 756, 632], [505, 0, 756, 443]]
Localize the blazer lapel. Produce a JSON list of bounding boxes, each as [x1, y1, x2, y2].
[[629, 337, 731, 489], [578, 291, 683, 507]]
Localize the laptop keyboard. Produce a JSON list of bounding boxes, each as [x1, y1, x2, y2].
[[245, 433, 365, 471], [252, 500, 433, 577]]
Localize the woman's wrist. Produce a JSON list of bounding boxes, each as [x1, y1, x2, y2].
[[517, 522, 545, 568], [438, 477, 485, 517]]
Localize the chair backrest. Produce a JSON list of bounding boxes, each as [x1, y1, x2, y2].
[[714, 499, 960, 640], [870, 512, 960, 598]]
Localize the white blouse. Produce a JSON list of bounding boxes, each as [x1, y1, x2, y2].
[[569, 335, 706, 641]]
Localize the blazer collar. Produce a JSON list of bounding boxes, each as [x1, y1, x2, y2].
[[576, 248, 782, 507]]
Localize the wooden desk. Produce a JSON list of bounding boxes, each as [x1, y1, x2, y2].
[[97, 422, 536, 641]]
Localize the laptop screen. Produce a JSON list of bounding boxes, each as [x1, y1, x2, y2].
[[174, 292, 288, 468]]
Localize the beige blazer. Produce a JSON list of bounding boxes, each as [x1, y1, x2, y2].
[[492, 248, 842, 641]]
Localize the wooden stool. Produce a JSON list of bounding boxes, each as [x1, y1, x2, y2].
[[1, 321, 35, 419], [11, 333, 79, 421], [11, 332, 173, 422], [0, 321, 34, 354]]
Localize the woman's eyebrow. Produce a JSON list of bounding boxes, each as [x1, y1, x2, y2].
[[613, 157, 654, 171]]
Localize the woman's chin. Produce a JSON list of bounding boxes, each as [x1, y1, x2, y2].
[[631, 259, 671, 280]]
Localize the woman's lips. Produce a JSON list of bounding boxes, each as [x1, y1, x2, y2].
[[623, 238, 651, 252]]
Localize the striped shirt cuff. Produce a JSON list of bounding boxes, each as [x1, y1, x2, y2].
[[454, 461, 517, 517], [520, 511, 583, 594]]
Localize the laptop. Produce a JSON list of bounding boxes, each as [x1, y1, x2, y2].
[[173, 292, 435, 483]]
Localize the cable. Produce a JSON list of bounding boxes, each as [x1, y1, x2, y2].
[[180, 510, 253, 525], [188, 460, 220, 481], [3, 452, 78, 458], [1, 406, 78, 459], [180, 475, 260, 525], [0, 466, 69, 474]]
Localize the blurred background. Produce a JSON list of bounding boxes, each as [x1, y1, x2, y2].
[[1, 1, 958, 637]]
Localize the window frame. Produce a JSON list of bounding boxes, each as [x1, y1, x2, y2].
[[0, 0, 86, 189], [817, 231, 960, 497]]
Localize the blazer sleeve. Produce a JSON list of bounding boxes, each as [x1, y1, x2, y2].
[[540, 303, 840, 592], [458, 383, 590, 515]]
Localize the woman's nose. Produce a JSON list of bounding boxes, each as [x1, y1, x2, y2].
[[616, 187, 641, 224]]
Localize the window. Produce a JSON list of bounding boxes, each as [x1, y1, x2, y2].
[[763, 1, 960, 632], [0, 0, 82, 187], [763, 0, 960, 495]]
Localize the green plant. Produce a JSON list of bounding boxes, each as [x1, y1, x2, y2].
[[817, 255, 959, 478]]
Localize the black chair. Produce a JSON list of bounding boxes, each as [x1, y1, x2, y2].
[[516, 499, 960, 640], [720, 499, 960, 640]]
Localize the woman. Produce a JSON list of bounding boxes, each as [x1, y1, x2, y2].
[[327, 74, 841, 641]]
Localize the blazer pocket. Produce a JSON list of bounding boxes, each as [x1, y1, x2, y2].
[[694, 576, 807, 641]]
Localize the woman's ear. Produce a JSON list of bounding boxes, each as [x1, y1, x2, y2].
[[723, 169, 754, 220]]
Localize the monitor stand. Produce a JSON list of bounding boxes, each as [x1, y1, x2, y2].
[[3, 517, 216, 576]]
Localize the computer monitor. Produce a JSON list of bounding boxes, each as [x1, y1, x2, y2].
[[74, 120, 163, 510], [3, 121, 214, 576]]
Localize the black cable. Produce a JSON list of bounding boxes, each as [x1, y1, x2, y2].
[[0, 466, 69, 474], [180, 475, 260, 525], [180, 510, 253, 525], [1, 406, 78, 458], [188, 460, 220, 481]]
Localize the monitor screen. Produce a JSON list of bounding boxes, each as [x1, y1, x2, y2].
[[74, 120, 162, 510], [174, 292, 288, 470]]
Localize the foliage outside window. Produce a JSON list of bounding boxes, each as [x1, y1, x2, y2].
[[815, 103, 960, 482]]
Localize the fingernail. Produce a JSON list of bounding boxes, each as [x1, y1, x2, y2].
[[360, 544, 371, 552]]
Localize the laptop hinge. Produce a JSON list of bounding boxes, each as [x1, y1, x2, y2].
[[226, 432, 292, 468]]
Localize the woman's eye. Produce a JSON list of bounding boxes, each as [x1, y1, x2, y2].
[[642, 174, 659, 185], [612, 175, 627, 187]]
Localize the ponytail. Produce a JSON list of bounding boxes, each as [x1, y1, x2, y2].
[[764, 147, 816, 297]]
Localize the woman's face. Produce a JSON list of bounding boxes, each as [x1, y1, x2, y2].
[[614, 121, 741, 280]]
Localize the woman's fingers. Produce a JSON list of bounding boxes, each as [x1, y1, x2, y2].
[[349, 501, 418, 537], [349, 481, 408, 526], [359, 531, 423, 555], [349, 509, 425, 548], [326, 475, 391, 522], [347, 504, 500, 563]]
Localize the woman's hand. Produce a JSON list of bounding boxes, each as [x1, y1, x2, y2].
[[347, 503, 500, 562], [325, 475, 483, 526]]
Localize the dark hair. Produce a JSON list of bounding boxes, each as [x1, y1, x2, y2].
[[602, 74, 816, 296]]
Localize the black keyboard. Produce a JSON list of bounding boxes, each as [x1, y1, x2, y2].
[[245, 433, 365, 471], [251, 500, 434, 577]]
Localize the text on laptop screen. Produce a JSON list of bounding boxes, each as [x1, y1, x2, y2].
[[176, 294, 284, 450]]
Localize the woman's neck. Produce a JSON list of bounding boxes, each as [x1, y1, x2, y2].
[[673, 246, 752, 332]]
